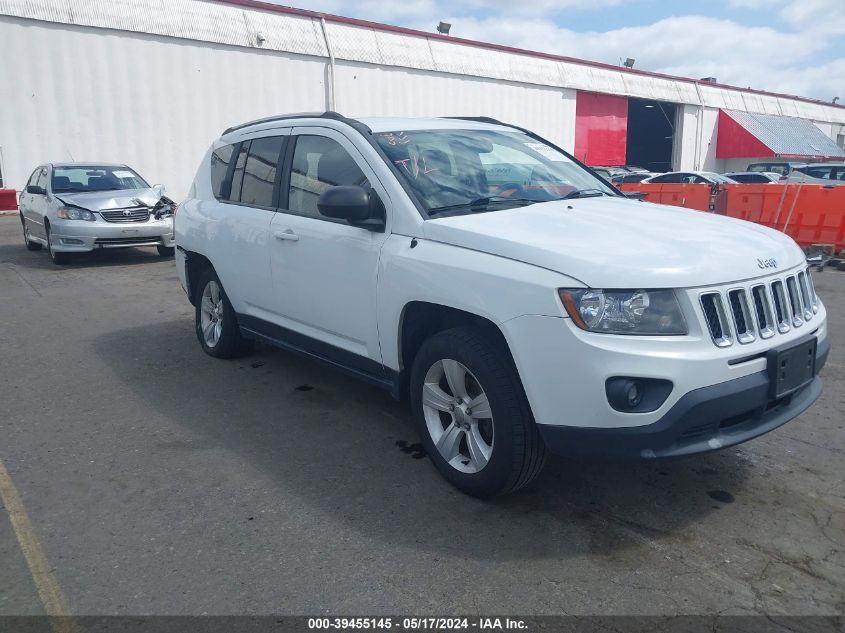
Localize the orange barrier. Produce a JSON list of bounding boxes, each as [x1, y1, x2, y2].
[[723, 184, 845, 250], [620, 183, 845, 251], [0, 189, 17, 211], [618, 183, 716, 211]]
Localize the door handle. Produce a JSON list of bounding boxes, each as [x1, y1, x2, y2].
[[274, 229, 299, 242]]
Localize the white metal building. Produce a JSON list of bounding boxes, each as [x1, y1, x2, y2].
[[1, 0, 844, 198]]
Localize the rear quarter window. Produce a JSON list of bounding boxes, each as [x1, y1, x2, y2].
[[210, 144, 236, 200]]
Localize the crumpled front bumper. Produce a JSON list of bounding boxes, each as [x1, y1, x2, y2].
[[50, 216, 175, 252]]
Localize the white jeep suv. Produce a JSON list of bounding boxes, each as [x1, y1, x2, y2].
[[175, 113, 828, 497]]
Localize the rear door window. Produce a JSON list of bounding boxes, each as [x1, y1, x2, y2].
[[239, 136, 286, 208]]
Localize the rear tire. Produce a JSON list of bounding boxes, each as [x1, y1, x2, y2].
[[157, 245, 175, 257], [21, 215, 41, 251], [410, 327, 547, 498], [46, 225, 70, 265], [194, 268, 254, 359]]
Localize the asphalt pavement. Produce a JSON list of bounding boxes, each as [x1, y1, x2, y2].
[[0, 216, 843, 617]]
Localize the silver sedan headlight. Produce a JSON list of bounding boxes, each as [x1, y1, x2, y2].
[[558, 289, 687, 335], [56, 206, 96, 221]]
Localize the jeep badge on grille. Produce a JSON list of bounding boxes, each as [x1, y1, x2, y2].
[[757, 258, 778, 269]]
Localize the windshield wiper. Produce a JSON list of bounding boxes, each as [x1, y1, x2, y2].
[[428, 196, 537, 216], [561, 188, 608, 200]]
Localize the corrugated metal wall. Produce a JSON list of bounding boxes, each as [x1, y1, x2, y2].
[[0, 14, 576, 198], [0, 16, 328, 197], [334, 62, 576, 150], [2, 0, 843, 121]]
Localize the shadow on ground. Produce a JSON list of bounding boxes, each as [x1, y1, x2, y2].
[[91, 319, 750, 562], [0, 241, 169, 270]]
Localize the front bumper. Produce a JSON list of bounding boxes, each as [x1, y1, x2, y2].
[[538, 337, 828, 459], [50, 216, 175, 252]]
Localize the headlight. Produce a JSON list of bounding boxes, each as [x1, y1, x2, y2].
[[57, 206, 96, 221], [558, 288, 687, 335]]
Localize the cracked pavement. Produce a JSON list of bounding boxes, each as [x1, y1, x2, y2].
[[0, 216, 843, 616]]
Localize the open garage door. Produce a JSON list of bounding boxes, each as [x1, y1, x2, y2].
[[626, 98, 676, 172]]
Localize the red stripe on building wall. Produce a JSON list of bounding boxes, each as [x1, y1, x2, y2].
[[716, 109, 774, 159], [574, 92, 628, 166]]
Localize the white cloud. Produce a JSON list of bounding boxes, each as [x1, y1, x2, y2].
[[779, 0, 845, 34], [454, 0, 625, 17], [417, 15, 835, 95]]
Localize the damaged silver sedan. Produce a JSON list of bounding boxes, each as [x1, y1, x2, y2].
[[18, 163, 176, 265]]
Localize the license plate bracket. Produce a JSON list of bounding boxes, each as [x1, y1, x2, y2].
[[768, 336, 817, 399]]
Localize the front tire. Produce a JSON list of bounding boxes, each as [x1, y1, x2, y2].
[[194, 268, 254, 359], [46, 225, 70, 265], [157, 245, 175, 257], [410, 327, 547, 498], [21, 215, 41, 251]]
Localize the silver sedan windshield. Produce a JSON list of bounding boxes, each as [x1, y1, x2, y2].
[[51, 165, 149, 193]]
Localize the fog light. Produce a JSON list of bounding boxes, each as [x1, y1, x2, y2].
[[626, 381, 643, 408], [61, 238, 83, 245], [606, 377, 673, 413]]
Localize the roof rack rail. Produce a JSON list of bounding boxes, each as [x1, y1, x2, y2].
[[445, 116, 505, 126], [222, 111, 368, 136]]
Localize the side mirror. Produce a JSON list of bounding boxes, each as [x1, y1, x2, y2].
[[317, 186, 385, 230], [153, 184, 166, 197], [26, 185, 46, 195]]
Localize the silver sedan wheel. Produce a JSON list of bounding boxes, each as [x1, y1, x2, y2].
[[421, 359, 494, 474], [200, 281, 224, 348]]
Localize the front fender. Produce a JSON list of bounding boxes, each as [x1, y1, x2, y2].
[[376, 235, 583, 371]]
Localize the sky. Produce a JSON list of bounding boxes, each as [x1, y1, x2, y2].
[[266, 0, 844, 102]]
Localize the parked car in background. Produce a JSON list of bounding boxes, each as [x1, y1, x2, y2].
[[724, 172, 782, 184], [18, 163, 176, 265], [591, 166, 628, 182], [592, 165, 650, 183], [747, 162, 806, 177], [176, 113, 828, 498], [612, 172, 658, 185], [642, 171, 738, 185], [787, 163, 845, 185]]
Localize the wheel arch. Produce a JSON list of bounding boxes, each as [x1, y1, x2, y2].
[[396, 301, 519, 401], [183, 250, 215, 306]]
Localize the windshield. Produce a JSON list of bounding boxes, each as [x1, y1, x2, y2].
[[375, 128, 617, 216], [51, 165, 149, 193]]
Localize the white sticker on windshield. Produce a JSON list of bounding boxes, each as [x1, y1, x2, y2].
[[524, 142, 569, 162], [113, 170, 135, 179]]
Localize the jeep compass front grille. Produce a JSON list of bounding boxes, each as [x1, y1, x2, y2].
[[699, 268, 818, 348]]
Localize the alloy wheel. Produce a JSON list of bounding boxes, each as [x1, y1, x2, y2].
[[200, 281, 224, 348], [421, 359, 494, 473]]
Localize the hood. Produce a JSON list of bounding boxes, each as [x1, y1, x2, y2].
[[54, 188, 160, 211], [423, 196, 805, 288]]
